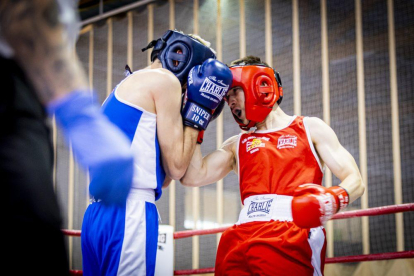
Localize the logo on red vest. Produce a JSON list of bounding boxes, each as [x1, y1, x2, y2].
[[277, 135, 297, 149], [242, 136, 269, 154], [246, 138, 265, 154]]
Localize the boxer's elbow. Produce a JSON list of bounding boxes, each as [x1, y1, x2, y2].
[[163, 158, 203, 184], [356, 176, 365, 199], [162, 158, 187, 180], [180, 170, 192, 186], [166, 167, 186, 181]]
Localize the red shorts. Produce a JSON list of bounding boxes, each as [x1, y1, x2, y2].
[[215, 221, 326, 276]]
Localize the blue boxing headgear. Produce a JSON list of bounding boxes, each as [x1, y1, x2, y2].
[[142, 30, 216, 85]]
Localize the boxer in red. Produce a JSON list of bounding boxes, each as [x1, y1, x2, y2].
[[180, 56, 365, 275]]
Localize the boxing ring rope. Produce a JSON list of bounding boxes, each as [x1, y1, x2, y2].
[[173, 203, 414, 239], [65, 203, 414, 275], [68, 251, 414, 276], [172, 251, 414, 275]]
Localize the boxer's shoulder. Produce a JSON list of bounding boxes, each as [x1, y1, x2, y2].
[[118, 68, 181, 101], [126, 68, 180, 86], [222, 135, 239, 155]]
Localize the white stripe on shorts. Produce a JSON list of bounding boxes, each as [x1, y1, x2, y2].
[[308, 226, 325, 276]]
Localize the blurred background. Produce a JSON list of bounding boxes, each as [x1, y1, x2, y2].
[[53, 0, 413, 274]]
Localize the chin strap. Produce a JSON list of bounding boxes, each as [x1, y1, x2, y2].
[[237, 118, 257, 131], [231, 111, 257, 131]]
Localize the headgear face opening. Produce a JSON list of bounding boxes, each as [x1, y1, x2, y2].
[[229, 64, 283, 130], [142, 30, 216, 85]]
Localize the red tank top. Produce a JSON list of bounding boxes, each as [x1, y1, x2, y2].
[[237, 116, 323, 203]]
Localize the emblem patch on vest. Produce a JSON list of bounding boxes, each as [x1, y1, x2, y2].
[[246, 138, 266, 153], [242, 136, 270, 154], [277, 135, 297, 149]]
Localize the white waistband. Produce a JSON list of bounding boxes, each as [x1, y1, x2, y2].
[[127, 188, 155, 204], [237, 194, 293, 225]]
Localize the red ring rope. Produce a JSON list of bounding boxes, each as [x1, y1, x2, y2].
[[174, 267, 215, 275], [331, 203, 414, 220], [62, 203, 414, 238], [62, 229, 81, 237], [325, 250, 414, 263], [173, 251, 414, 275], [69, 251, 414, 275], [173, 203, 414, 239]]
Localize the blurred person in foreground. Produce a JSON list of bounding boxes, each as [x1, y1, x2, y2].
[[0, 1, 137, 274], [80, 30, 232, 276], [180, 56, 365, 275]]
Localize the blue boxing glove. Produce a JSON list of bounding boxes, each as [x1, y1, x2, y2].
[[47, 91, 133, 205], [182, 58, 233, 130]]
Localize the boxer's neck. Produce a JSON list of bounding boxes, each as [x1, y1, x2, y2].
[[146, 59, 162, 69], [255, 107, 294, 131]]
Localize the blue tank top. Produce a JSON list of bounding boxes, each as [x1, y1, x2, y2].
[[101, 84, 165, 200]]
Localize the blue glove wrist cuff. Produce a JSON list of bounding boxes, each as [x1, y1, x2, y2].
[[182, 102, 212, 130]]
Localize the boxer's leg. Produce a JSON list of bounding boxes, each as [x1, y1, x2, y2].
[[215, 226, 251, 276]]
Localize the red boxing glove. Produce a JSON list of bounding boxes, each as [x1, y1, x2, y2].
[[291, 184, 349, 228]]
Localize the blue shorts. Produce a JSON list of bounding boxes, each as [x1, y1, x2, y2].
[[81, 189, 159, 276]]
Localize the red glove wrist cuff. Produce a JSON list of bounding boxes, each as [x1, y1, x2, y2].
[[197, 130, 205, 144], [328, 186, 350, 212]]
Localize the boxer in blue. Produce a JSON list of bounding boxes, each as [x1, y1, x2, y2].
[[80, 30, 233, 276]]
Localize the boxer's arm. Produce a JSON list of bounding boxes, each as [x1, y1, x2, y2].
[[0, 0, 88, 104], [307, 117, 365, 202], [180, 135, 237, 187], [152, 71, 199, 180]]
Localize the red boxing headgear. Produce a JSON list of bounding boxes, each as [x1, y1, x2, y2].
[[229, 64, 283, 130]]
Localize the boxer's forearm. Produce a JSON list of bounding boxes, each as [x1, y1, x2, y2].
[[338, 173, 365, 204], [180, 144, 204, 186], [160, 126, 199, 180], [0, 0, 88, 104], [174, 126, 200, 179], [181, 145, 233, 187]]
